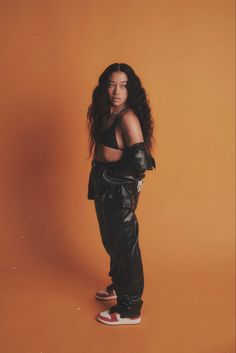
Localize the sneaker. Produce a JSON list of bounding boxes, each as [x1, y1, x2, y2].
[[95, 284, 117, 301], [97, 310, 141, 325]]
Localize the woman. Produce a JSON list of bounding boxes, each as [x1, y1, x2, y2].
[[87, 63, 156, 325]]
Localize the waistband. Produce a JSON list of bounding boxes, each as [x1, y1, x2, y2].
[[92, 159, 121, 169]]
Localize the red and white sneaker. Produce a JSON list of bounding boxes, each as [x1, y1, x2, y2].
[[95, 284, 117, 301], [97, 310, 141, 325]]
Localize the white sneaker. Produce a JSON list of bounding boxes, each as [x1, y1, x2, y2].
[[97, 310, 141, 325], [95, 284, 117, 301]]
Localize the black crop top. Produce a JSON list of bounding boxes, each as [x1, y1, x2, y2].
[[99, 115, 123, 150]]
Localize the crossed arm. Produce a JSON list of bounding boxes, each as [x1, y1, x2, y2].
[[118, 111, 155, 179], [120, 111, 144, 148]]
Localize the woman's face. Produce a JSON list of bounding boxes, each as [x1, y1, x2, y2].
[[107, 71, 128, 108]]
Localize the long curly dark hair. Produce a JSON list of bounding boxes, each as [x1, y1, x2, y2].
[[87, 63, 155, 158]]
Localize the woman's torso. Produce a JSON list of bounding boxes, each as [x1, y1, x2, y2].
[[93, 109, 130, 163]]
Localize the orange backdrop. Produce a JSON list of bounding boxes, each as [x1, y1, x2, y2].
[[0, 1, 235, 353]]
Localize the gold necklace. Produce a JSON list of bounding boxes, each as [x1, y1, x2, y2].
[[110, 105, 128, 118]]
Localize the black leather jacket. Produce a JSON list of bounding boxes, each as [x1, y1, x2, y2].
[[87, 142, 156, 201], [109, 142, 156, 180]]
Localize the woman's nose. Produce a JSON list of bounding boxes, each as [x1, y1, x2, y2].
[[114, 87, 120, 94]]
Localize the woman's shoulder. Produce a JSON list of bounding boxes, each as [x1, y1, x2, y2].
[[118, 108, 140, 127], [118, 108, 144, 144]]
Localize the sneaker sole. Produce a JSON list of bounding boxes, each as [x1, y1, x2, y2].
[[97, 315, 141, 325], [95, 294, 117, 301]]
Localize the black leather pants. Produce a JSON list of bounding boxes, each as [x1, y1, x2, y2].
[[91, 159, 144, 318]]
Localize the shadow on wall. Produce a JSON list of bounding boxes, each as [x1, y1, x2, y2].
[[1, 97, 93, 284]]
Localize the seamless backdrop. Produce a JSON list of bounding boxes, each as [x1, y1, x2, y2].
[[0, 1, 235, 353]]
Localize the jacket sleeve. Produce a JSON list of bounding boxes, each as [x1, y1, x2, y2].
[[113, 142, 156, 180]]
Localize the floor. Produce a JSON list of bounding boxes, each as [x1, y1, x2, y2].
[[1, 242, 234, 353]]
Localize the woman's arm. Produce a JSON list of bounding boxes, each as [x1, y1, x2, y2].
[[117, 111, 156, 179], [120, 111, 144, 148]]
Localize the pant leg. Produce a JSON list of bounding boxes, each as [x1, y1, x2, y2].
[[94, 197, 120, 284], [109, 207, 144, 318], [94, 181, 144, 318]]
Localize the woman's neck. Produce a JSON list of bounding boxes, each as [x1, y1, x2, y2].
[[109, 104, 128, 116]]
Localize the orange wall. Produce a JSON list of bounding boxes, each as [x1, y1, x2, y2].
[[0, 1, 234, 353]]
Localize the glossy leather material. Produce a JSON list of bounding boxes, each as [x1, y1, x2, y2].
[[87, 143, 156, 317], [114, 141, 156, 179], [92, 162, 144, 317], [87, 142, 156, 200]]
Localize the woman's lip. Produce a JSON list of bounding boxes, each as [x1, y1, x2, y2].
[[112, 97, 121, 100]]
